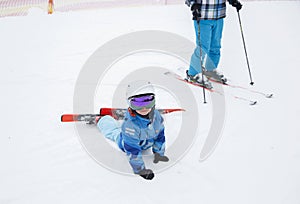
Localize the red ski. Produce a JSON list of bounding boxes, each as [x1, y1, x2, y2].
[[61, 108, 185, 124], [164, 71, 258, 105]]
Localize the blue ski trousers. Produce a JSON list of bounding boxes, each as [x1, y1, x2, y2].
[[188, 19, 224, 76], [97, 115, 121, 143]]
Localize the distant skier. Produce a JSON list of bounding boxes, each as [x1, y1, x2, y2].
[[185, 0, 243, 88], [97, 80, 169, 180]]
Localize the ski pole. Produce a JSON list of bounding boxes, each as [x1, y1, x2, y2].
[[197, 20, 207, 104], [237, 10, 254, 85]]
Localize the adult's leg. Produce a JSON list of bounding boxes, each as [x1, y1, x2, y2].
[[188, 20, 213, 75], [208, 18, 224, 70]]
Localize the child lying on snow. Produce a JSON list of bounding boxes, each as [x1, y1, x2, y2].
[[97, 80, 169, 180]]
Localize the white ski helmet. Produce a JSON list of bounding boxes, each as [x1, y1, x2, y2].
[[126, 80, 155, 100], [126, 80, 156, 110]]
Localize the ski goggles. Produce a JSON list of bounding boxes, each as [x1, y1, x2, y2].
[[129, 94, 155, 110]]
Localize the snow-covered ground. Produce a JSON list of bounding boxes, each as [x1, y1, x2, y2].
[[1, 1, 300, 204]]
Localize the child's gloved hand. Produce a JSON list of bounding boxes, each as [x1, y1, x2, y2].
[[153, 153, 169, 164]]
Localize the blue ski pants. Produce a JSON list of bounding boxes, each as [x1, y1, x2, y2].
[[188, 19, 224, 76], [97, 115, 121, 143]]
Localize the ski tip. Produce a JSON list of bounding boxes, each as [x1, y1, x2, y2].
[[250, 101, 257, 105], [61, 114, 76, 122], [266, 93, 273, 98], [161, 108, 186, 114], [174, 108, 186, 112]]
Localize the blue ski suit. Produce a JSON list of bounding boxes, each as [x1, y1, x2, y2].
[[97, 109, 166, 174]]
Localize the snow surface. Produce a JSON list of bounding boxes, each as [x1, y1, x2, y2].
[[1, 2, 300, 204]]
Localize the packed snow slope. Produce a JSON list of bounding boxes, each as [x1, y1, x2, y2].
[[0, 1, 300, 204]]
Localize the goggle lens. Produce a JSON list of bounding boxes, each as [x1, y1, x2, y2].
[[130, 94, 155, 110]]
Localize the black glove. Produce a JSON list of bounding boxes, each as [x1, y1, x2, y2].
[[138, 169, 155, 180], [153, 153, 169, 164], [230, 0, 242, 11], [191, 3, 201, 20], [185, 0, 195, 7]]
